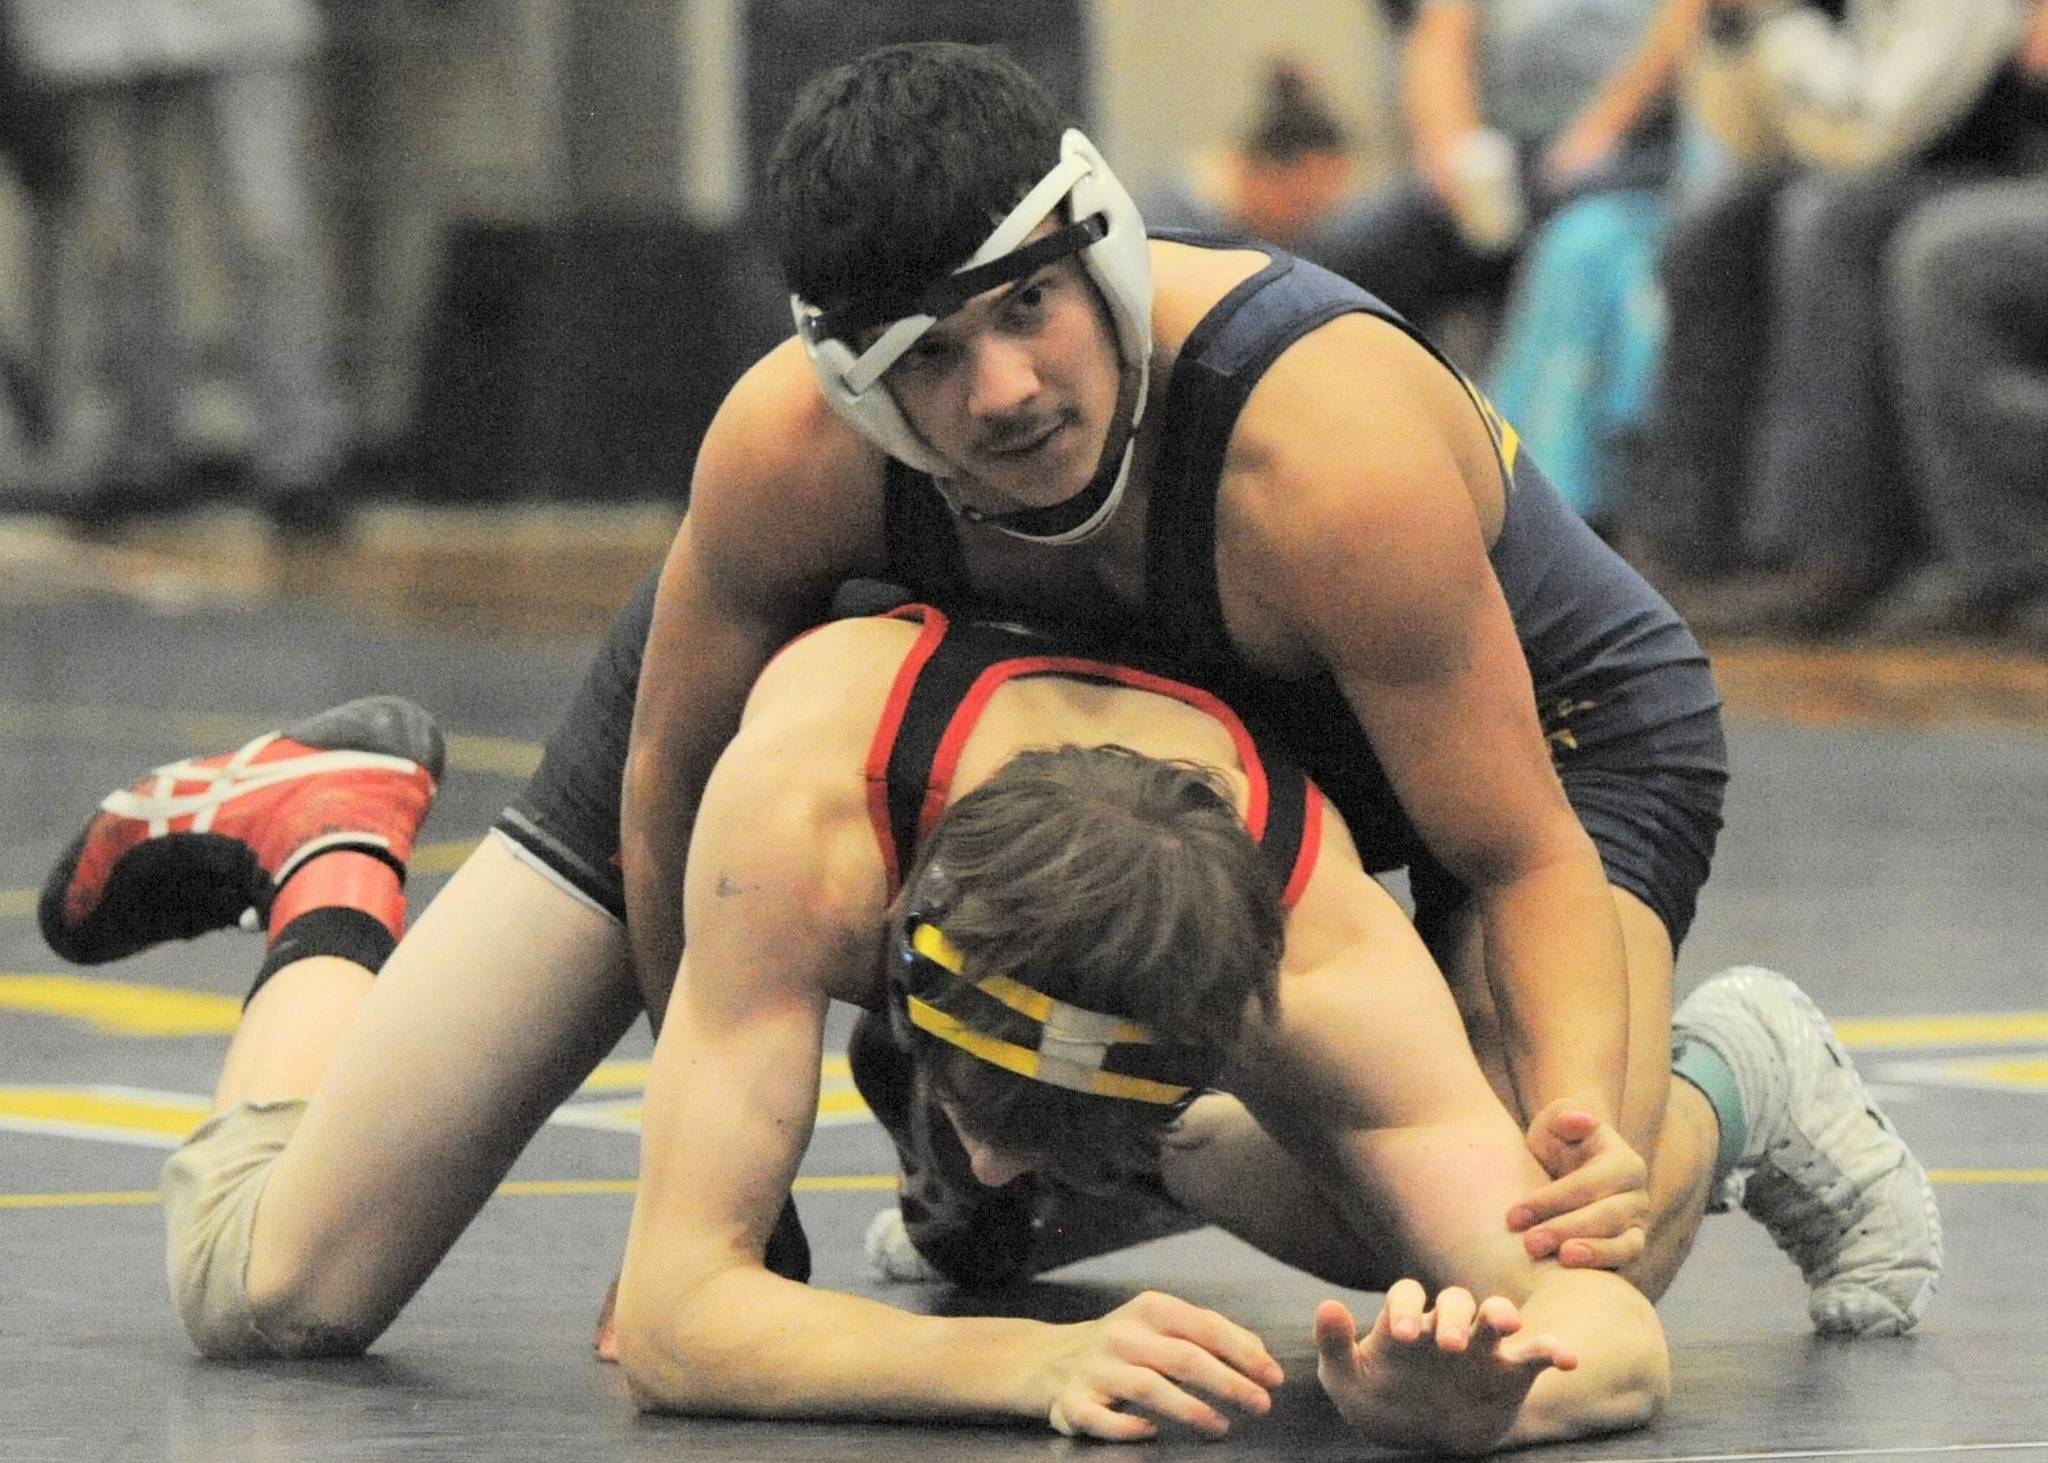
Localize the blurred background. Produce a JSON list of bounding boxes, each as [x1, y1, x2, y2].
[[1, 0, 2044, 672]]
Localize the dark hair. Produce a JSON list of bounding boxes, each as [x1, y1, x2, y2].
[[1242, 59, 1347, 164], [904, 744, 1285, 1189], [768, 42, 1070, 312]]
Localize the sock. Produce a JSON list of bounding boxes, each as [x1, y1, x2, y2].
[[244, 850, 405, 1007], [1672, 1036, 1747, 1187], [268, 848, 406, 940]]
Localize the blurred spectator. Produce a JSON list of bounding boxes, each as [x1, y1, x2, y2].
[[1876, 177, 2048, 650], [0, 0, 71, 452], [5, 0, 345, 533], [1137, 58, 1364, 260], [1320, 0, 1689, 338], [1484, 187, 1669, 529], [1482, 0, 1710, 528], [1647, 0, 2042, 630]]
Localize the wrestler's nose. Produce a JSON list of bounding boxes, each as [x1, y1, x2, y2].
[[959, 1131, 1037, 1189], [965, 336, 1040, 422]]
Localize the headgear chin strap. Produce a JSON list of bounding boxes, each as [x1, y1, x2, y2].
[[889, 919, 1214, 1109], [792, 128, 1154, 545]]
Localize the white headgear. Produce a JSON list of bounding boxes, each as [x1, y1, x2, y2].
[[791, 128, 1154, 544]]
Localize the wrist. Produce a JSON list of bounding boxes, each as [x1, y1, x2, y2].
[[992, 1320, 1072, 1424]]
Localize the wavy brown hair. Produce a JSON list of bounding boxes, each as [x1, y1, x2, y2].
[[903, 744, 1284, 1190]]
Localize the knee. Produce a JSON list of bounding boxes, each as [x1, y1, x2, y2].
[[163, 1100, 380, 1360], [234, 1258, 381, 1360]]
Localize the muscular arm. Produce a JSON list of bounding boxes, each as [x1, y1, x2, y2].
[[616, 751, 1048, 1418], [620, 345, 878, 1023], [1234, 846, 1667, 1450], [1239, 315, 1631, 1133]]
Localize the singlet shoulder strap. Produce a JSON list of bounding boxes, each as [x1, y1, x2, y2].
[[862, 608, 1053, 893], [1144, 252, 1375, 669], [864, 608, 1325, 909]]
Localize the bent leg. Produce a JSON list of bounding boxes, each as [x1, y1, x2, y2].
[[1622, 1075, 1719, 1300], [172, 837, 639, 1355]]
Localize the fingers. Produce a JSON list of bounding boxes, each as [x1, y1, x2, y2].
[[1050, 1396, 1158, 1442], [1508, 1122, 1650, 1258], [1552, 1216, 1648, 1270], [1514, 1185, 1650, 1267], [1054, 1293, 1281, 1440], [1469, 1298, 1578, 1375], [1524, 1099, 1600, 1160], [1313, 1298, 1359, 1361], [1126, 1291, 1284, 1391], [1130, 1333, 1277, 1425], [1497, 1329, 1580, 1375], [1376, 1277, 1430, 1343], [1468, 1293, 1523, 1349], [1430, 1287, 1479, 1353]]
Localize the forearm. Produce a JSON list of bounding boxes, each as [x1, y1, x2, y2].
[[1502, 1271, 1670, 1448], [620, 739, 708, 1021], [620, 1265, 1060, 1424], [1569, 0, 1710, 140], [618, 551, 785, 1023], [1478, 847, 1630, 1127], [1403, 2, 1485, 191], [618, 743, 696, 1023]]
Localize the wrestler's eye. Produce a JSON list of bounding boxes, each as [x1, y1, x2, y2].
[[1005, 277, 1051, 322], [900, 333, 963, 372]]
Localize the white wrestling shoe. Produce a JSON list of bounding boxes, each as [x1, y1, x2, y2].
[[864, 1206, 942, 1284], [1674, 966, 1943, 1336]]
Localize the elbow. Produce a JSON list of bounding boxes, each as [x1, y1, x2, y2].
[[614, 1280, 720, 1417], [1588, 1289, 1673, 1437], [1607, 1332, 1672, 1434], [614, 1303, 679, 1414]]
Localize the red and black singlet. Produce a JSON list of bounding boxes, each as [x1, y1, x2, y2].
[[861, 604, 1323, 911]]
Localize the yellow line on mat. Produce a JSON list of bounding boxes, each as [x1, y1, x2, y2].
[[0, 1173, 902, 1210], [1831, 1011, 2048, 1049]]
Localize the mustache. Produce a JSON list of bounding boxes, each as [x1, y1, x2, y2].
[[975, 413, 1066, 456]]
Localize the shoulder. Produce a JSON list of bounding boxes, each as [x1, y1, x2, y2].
[[697, 618, 917, 990], [1229, 312, 1502, 561], [688, 337, 894, 598], [739, 614, 926, 738], [1145, 236, 1273, 361]]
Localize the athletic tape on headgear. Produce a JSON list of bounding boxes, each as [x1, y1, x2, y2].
[[792, 128, 1154, 544], [890, 918, 1211, 1108]]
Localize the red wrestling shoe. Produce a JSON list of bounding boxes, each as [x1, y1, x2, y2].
[[40, 696, 444, 964]]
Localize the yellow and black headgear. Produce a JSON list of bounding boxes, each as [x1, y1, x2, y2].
[[887, 887, 1220, 1114]]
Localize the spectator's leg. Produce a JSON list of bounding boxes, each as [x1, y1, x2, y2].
[[97, 77, 190, 511], [200, 63, 346, 530], [1642, 169, 1784, 580], [1741, 169, 1967, 627], [1878, 176, 2048, 640]]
